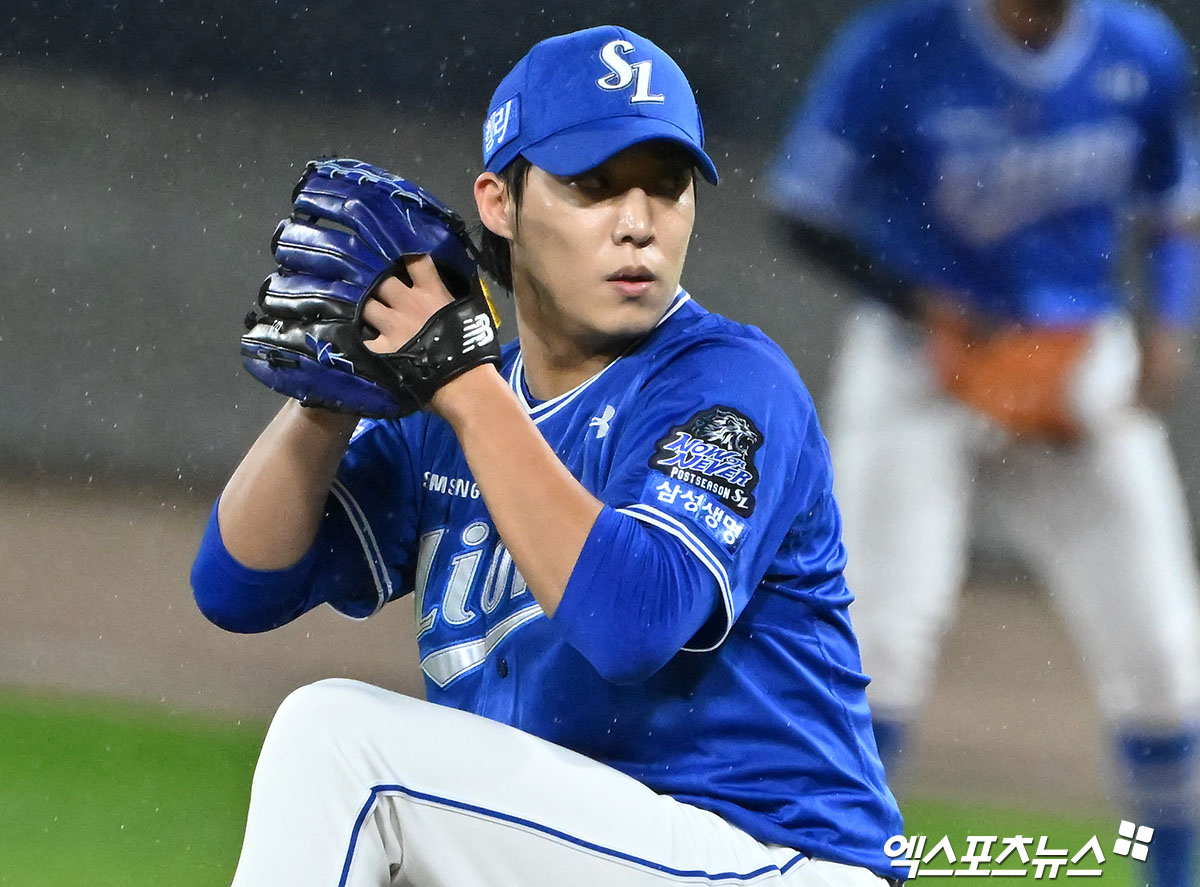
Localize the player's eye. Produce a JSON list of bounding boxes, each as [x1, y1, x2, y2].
[[655, 167, 694, 199], [569, 173, 608, 193]]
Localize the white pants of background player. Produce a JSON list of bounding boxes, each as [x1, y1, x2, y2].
[[230, 678, 891, 887], [830, 302, 1200, 738]]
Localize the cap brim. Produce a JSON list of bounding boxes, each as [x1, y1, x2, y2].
[[521, 117, 719, 185]]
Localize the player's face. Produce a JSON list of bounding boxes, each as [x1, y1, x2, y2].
[[506, 142, 696, 355]]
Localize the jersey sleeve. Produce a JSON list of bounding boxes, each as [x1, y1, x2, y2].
[[597, 332, 831, 651], [1134, 10, 1200, 215], [763, 5, 899, 233], [309, 416, 424, 618]]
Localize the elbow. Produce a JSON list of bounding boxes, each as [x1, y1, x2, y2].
[[598, 662, 663, 686], [580, 639, 675, 686], [190, 573, 254, 634], [189, 500, 312, 634], [190, 559, 285, 634], [191, 595, 247, 634]]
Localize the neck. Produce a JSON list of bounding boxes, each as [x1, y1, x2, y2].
[[516, 333, 619, 402], [512, 291, 629, 401], [990, 0, 1071, 50]]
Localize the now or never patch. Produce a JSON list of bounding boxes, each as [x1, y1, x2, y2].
[[648, 406, 763, 517]]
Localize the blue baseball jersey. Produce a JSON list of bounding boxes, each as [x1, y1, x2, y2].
[[310, 292, 902, 875], [767, 0, 1198, 324]]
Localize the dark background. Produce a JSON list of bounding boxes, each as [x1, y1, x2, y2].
[[8, 1, 1198, 130], [4, 0, 1200, 501]]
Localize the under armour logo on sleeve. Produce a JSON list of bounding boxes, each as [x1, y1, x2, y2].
[[589, 404, 617, 439]]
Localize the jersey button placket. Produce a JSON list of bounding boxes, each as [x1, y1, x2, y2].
[[496, 658, 510, 678]]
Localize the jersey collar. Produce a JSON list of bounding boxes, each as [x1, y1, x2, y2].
[[956, 0, 1099, 91], [507, 288, 692, 424]]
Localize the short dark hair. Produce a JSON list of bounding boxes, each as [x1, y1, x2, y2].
[[476, 155, 533, 293]]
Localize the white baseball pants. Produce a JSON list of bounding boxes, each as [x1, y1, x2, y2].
[[828, 303, 1200, 728], [229, 678, 893, 887]]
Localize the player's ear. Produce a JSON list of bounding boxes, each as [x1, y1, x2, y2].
[[474, 172, 514, 240]]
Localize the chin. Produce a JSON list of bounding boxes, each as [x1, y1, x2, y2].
[[591, 311, 662, 350]]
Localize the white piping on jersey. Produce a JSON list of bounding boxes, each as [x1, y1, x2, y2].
[[507, 288, 692, 423], [419, 602, 544, 688], [619, 503, 736, 653], [330, 478, 394, 613], [957, 0, 1098, 91], [509, 350, 622, 425]]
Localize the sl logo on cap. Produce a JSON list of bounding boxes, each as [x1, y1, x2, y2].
[[596, 39, 665, 105]]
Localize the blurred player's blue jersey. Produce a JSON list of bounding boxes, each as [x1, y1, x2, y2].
[[767, 0, 1198, 324], [308, 291, 902, 876]]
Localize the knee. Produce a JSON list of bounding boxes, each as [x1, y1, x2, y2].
[[266, 679, 394, 748], [257, 680, 435, 789]]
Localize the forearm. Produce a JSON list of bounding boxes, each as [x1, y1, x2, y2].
[[432, 367, 603, 616], [779, 218, 923, 316], [1148, 226, 1200, 329], [218, 400, 359, 570]]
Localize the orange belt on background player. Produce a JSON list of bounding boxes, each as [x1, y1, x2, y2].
[[924, 307, 1091, 445]]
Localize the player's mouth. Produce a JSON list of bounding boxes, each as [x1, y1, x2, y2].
[[607, 266, 657, 298]]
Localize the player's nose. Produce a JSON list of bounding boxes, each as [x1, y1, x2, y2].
[[613, 187, 654, 247]]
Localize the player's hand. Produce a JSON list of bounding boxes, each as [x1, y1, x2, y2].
[[241, 157, 500, 419], [1138, 325, 1193, 412], [363, 255, 456, 355]]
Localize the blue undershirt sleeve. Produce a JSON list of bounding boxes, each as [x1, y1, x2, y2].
[[550, 505, 721, 685], [1148, 228, 1200, 329], [190, 500, 327, 633]]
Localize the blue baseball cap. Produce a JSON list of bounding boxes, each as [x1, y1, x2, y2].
[[482, 26, 719, 185]]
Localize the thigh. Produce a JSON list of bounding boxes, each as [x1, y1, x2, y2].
[[232, 679, 884, 887], [997, 413, 1200, 725], [827, 305, 978, 718]]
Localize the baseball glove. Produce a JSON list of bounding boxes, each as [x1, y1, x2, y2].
[[241, 158, 502, 419], [925, 305, 1090, 445]]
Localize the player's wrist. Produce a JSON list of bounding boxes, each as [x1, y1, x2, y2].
[[428, 364, 510, 427], [283, 399, 361, 438]]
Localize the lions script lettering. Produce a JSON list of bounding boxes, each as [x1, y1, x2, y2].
[[411, 523, 540, 688]]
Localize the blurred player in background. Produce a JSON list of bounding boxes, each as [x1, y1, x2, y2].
[[192, 25, 902, 887], [765, 0, 1200, 884]]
